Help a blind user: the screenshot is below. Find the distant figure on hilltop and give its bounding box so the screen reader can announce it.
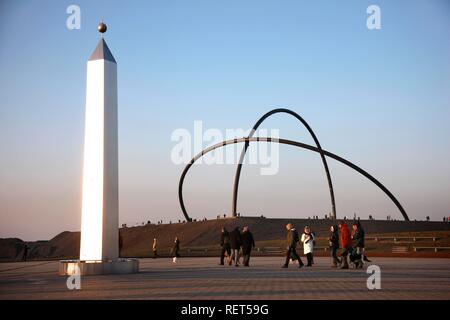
[152,238,158,259]
[241,226,255,267]
[229,226,242,266]
[172,237,180,263]
[282,223,304,268]
[219,227,231,265]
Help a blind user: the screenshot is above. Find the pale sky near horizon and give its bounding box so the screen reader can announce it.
[1,0,450,241]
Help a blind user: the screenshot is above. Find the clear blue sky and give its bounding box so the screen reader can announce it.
[1,0,449,240]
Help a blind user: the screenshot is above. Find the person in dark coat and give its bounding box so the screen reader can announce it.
[310,229,317,265]
[358,222,371,263]
[351,221,370,268]
[329,225,341,267]
[282,223,304,268]
[236,235,243,265]
[351,222,364,247]
[241,226,255,267]
[219,227,231,265]
[119,233,123,258]
[350,222,363,268]
[339,221,352,269]
[172,237,180,263]
[229,226,242,266]
[22,243,29,262]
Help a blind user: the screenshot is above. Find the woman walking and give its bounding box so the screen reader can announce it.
[172,237,180,263]
[229,226,242,266]
[329,225,341,267]
[301,226,315,267]
[219,227,231,265]
[339,221,352,269]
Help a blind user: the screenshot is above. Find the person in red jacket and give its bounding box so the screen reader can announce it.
[339,221,352,269]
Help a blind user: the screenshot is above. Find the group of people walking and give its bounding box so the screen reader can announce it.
[220,226,255,267]
[146,220,370,269]
[219,223,317,269]
[329,220,370,269]
[148,237,180,263]
[282,223,316,268]
[219,221,370,269]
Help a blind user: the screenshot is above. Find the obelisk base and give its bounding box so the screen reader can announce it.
[59,259,139,276]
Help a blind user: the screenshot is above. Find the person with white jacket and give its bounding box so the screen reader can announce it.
[301,226,315,267]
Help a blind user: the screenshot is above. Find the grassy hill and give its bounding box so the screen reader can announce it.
[1,217,450,261]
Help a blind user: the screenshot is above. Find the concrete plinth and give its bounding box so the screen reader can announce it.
[59,259,139,276]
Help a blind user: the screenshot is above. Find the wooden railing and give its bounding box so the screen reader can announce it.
[413,247,450,253]
[366,236,438,242]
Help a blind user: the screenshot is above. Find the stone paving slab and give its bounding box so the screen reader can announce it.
[0,257,449,300]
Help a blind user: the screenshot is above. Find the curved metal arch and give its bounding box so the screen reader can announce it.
[178,137,410,222]
[232,108,336,219]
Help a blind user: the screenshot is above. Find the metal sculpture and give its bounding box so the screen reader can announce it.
[178,111,409,222]
[232,108,336,219]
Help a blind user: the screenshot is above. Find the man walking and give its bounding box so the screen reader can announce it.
[241,226,255,267]
[329,225,341,267]
[359,222,371,262]
[282,223,304,268]
[351,222,363,268]
[172,237,180,263]
[229,226,242,266]
[219,227,231,265]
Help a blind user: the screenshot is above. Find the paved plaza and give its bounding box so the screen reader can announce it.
[0,257,449,299]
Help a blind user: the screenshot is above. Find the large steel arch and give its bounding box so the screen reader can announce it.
[178,137,410,222]
[232,108,336,219]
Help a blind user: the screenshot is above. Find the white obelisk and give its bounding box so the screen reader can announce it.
[60,23,137,275]
[79,29,119,261]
